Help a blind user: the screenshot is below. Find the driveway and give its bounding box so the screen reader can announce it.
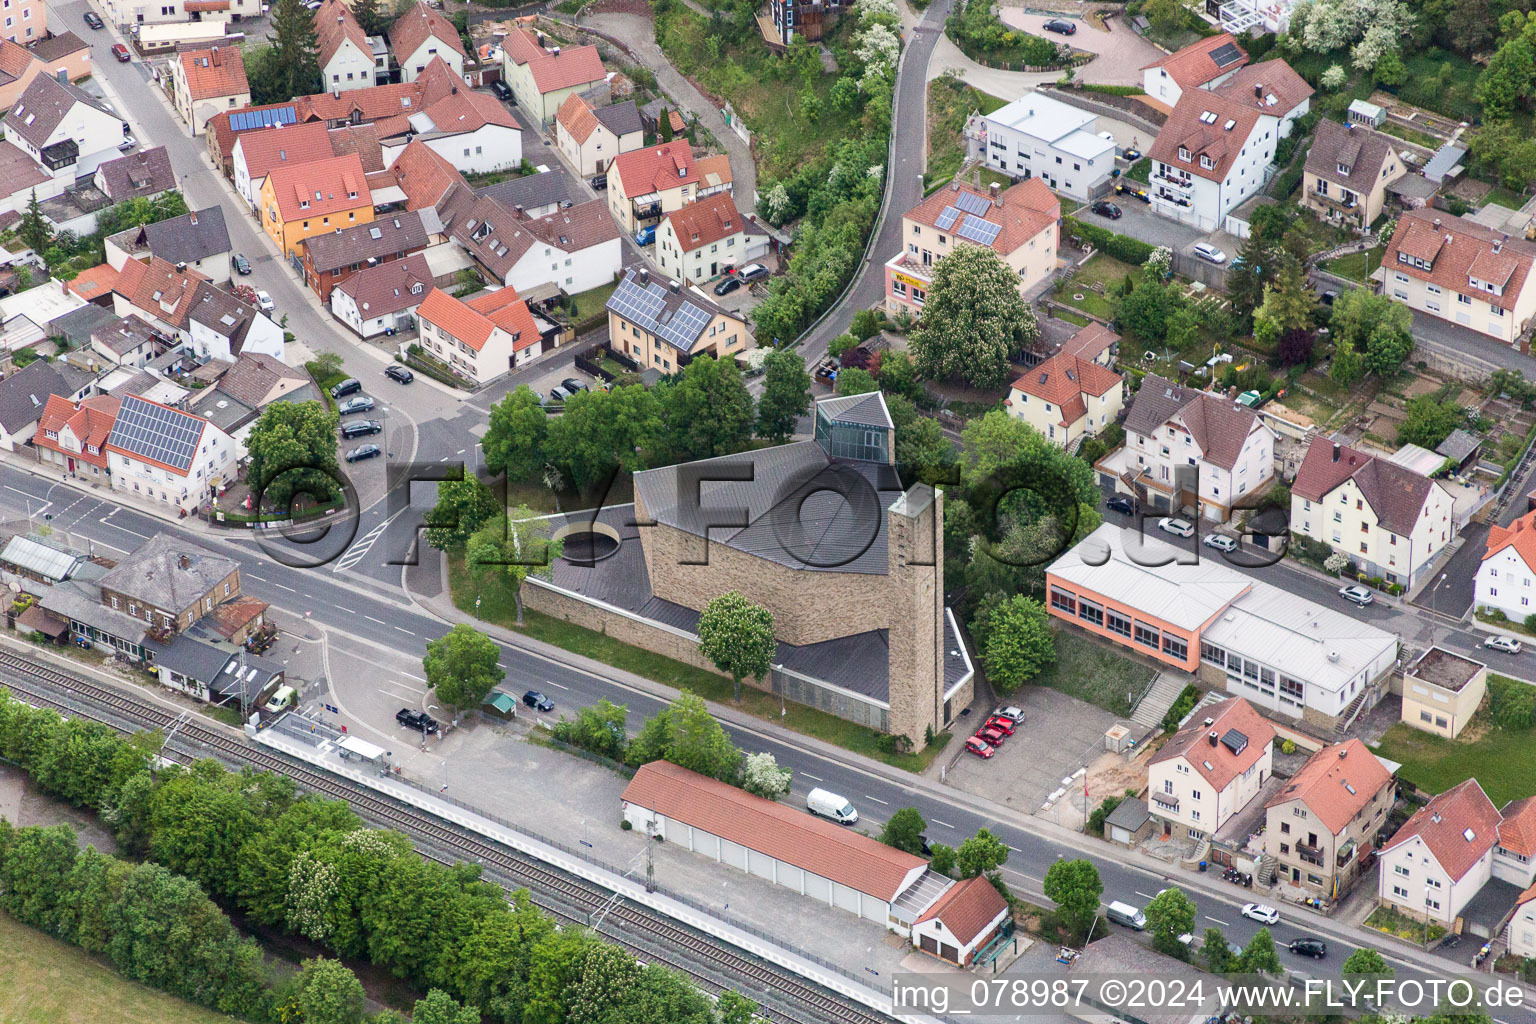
[1076,197,1209,251]
[999,10,1166,87]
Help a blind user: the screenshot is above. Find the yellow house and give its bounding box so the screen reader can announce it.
[605,268,748,374]
[608,141,700,234]
[1006,353,1125,448]
[259,152,372,258]
[1401,647,1486,739]
[1301,120,1403,233]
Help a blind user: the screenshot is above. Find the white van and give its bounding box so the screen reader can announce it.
[262,685,297,713]
[806,788,859,825]
[1106,901,1146,930]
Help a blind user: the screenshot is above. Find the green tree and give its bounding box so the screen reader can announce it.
[741,751,792,800]
[568,943,641,1024]
[1117,279,1176,342]
[465,507,562,624]
[659,106,674,141]
[483,386,549,483]
[147,763,264,900]
[1234,927,1282,975]
[1226,234,1277,328]
[423,624,505,718]
[956,829,1009,878]
[626,692,743,782]
[18,190,49,254]
[877,350,922,402]
[981,595,1056,693]
[756,349,812,443]
[545,385,661,493]
[269,0,322,99]
[523,919,597,1024]
[1329,334,1365,386]
[550,699,629,760]
[1364,318,1414,377]
[834,366,879,395]
[1397,395,1464,448]
[910,244,1037,388]
[236,797,361,928]
[696,591,776,702]
[888,396,954,480]
[412,990,481,1024]
[1145,887,1197,959]
[879,808,928,854]
[657,355,755,462]
[1203,927,1233,972]
[1342,946,1394,979]
[245,400,341,508]
[850,308,884,340]
[717,991,759,1024]
[1330,288,1413,378]
[1042,858,1102,940]
[295,957,366,1024]
[424,475,502,551]
[1254,256,1316,337]
[351,0,386,34]
[928,843,957,877]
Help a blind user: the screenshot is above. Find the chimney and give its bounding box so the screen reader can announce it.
[55,68,67,84]
[176,261,187,273]
[990,181,1001,206]
[1208,731,1219,747]
[972,166,980,187]
[638,268,649,284]
[669,279,680,293]
[537,31,545,46]
[1346,121,1355,132]
[1203,718,1214,727]
[188,211,197,226]
[950,179,961,192]
[178,554,191,570]
[212,46,220,64]
[514,204,523,219]
[1331,443,1340,463]
[1433,217,1442,228]
[1253,83,1262,100]
[1338,748,1348,759]
[552,46,561,56]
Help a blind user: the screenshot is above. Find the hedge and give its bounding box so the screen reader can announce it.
[1077,84,1145,96]
[402,348,469,390]
[1065,217,1155,265]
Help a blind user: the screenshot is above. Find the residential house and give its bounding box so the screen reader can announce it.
[1290,439,1455,589]
[184,280,285,361]
[695,154,734,200]
[190,351,314,435]
[655,192,768,284]
[1378,778,1502,926]
[883,178,1060,318]
[1496,799,1536,911]
[478,169,571,218]
[231,121,334,211]
[316,0,376,94]
[768,0,839,44]
[1005,353,1124,448]
[0,2,46,47]
[605,268,749,374]
[1380,210,1536,346]
[0,35,92,112]
[910,876,1010,967]
[300,209,429,301]
[65,264,119,305]
[1301,119,1404,232]
[1147,60,1312,231]
[388,137,467,212]
[501,27,606,124]
[0,358,94,450]
[89,314,168,368]
[1141,34,1248,108]
[104,0,261,27]
[415,284,542,382]
[1401,647,1487,740]
[105,207,232,285]
[1507,887,1536,958]
[92,146,177,206]
[110,255,208,339]
[1476,509,1536,622]
[974,92,1117,201]
[105,394,236,513]
[607,141,700,234]
[0,138,52,215]
[3,73,126,189]
[438,186,621,294]
[406,87,522,174]
[173,46,249,136]
[98,533,241,634]
[259,151,372,257]
[328,123,384,175]
[1104,373,1276,522]
[33,393,119,481]
[555,93,643,177]
[330,251,431,337]
[152,631,283,707]
[389,1,464,82]
[1148,697,1275,842]
[204,102,302,175]
[1264,739,1395,898]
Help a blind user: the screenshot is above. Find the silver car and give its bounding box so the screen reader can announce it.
[1158,517,1195,538]
[1485,635,1523,654]
[1203,533,1238,552]
[1338,584,1373,607]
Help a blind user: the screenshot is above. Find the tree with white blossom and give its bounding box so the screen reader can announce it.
[856,21,901,70]
[857,0,898,20]
[742,752,792,800]
[1321,64,1347,89]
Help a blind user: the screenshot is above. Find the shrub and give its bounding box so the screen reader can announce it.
[620,818,633,830]
[1490,677,1536,730]
[1525,613,1536,633]
[1065,217,1155,265]
[1160,685,1200,732]
[1281,738,1296,755]
[1088,794,1125,834]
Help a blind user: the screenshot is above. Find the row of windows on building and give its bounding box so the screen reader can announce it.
[1049,585,1188,661]
[1200,641,1307,708]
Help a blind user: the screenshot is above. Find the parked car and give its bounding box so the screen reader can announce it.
[983,715,1016,736]
[522,689,555,711]
[338,395,375,416]
[118,134,137,152]
[634,225,656,246]
[396,707,439,733]
[111,42,131,61]
[385,364,414,384]
[1203,533,1238,552]
[1241,903,1280,925]
[1043,17,1076,33]
[1106,495,1136,516]
[330,377,362,399]
[1288,938,1327,959]
[1091,200,1122,219]
[1106,901,1146,930]
[344,443,381,463]
[738,263,769,282]
[714,276,742,296]
[548,384,573,404]
[340,419,383,439]
[231,253,252,275]
[590,174,608,191]
[491,79,512,101]
[806,788,858,825]
[1158,517,1195,538]
[975,723,1008,746]
[264,685,297,713]
[256,290,275,314]
[1486,635,1523,654]
[994,705,1025,724]
[965,736,995,759]
[561,378,589,395]
[84,11,104,28]
[1193,242,1228,264]
[1338,584,1374,607]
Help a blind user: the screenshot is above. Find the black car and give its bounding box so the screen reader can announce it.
[1042,18,1076,33]
[1106,495,1136,515]
[491,79,512,101]
[590,174,608,191]
[330,377,362,399]
[714,276,742,296]
[338,395,375,416]
[385,364,414,384]
[1288,939,1327,959]
[1320,290,1338,307]
[340,419,383,439]
[344,443,382,462]
[231,253,252,275]
[1091,200,1122,219]
[84,11,104,28]
[523,689,555,711]
[396,707,440,733]
[561,378,589,395]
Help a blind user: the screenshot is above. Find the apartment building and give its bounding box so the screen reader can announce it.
[389,1,464,82]
[105,395,237,514]
[3,73,126,189]
[1378,779,1501,927]
[501,27,607,125]
[975,92,1116,201]
[1475,509,1536,622]
[1148,697,1275,842]
[1380,209,1536,345]
[316,0,377,94]
[1141,34,1248,108]
[173,45,249,136]
[259,151,372,257]
[605,268,749,374]
[1264,739,1395,898]
[655,192,769,284]
[416,285,543,382]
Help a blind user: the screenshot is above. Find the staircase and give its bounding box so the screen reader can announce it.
[1334,687,1370,738]
[1132,672,1189,730]
[1256,852,1279,887]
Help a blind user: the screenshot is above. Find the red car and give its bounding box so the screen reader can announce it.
[965,736,995,759]
[984,715,1016,736]
[111,43,130,61]
[976,723,1008,747]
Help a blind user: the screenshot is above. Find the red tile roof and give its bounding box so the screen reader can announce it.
[334,251,432,318]
[1148,92,1264,185]
[34,394,119,469]
[556,92,600,144]
[1265,739,1393,835]
[505,28,606,94]
[1499,796,1536,859]
[1142,33,1248,90]
[1060,322,1118,362]
[179,46,248,101]
[66,263,119,302]
[299,81,423,125]
[1212,60,1314,119]
[621,760,926,901]
[421,88,520,135]
[389,1,465,63]
[1518,882,1536,908]
[915,875,1009,946]
[1484,510,1536,572]
[315,0,371,69]
[610,141,698,200]
[389,138,468,211]
[1009,353,1121,425]
[1151,697,1274,791]
[1384,209,1536,313]
[661,192,752,254]
[327,123,384,173]
[1382,778,1500,883]
[264,152,370,223]
[695,153,733,191]
[1291,439,1438,537]
[904,178,1059,256]
[234,121,333,182]
[417,287,496,350]
[466,286,540,351]
[204,594,268,640]
[113,256,210,330]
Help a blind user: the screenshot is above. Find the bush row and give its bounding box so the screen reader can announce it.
[1065,217,1155,266]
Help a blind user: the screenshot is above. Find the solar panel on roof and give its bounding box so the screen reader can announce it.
[1209,42,1243,68]
[108,396,203,470]
[954,190,992,215]
[230,106,297,133]
[956,214,1001,246]
[934,206,960,230]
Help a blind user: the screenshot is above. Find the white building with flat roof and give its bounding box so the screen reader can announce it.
[976,92,1116,201]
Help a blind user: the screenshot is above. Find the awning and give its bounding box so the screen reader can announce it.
[338,735,386,760]
[185,1,231,10]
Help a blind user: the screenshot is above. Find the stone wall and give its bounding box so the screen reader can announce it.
[522,579,731,683]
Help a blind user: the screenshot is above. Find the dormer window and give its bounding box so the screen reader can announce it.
[1337,162,1351,176]
[1178,146,1190,162]
[1199,155,1214,170]
[299,199,309,209]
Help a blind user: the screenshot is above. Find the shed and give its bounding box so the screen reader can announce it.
[910,875,1010,966]
[1423,144,1467,185]
[0,535,85,583]
[1104,796,1154,847]
[1347,99,1386,128]
[1437,429,1482,473]
[16,603,68,640]
[483,690,518,719]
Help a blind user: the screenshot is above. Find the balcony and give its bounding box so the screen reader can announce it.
[1297,842,1325,868]
[1152,172,1193,193]
[1337,840,1356,868]
[1309,186,1359,212]
[633,203,662,221]
[1151,794,1180,813]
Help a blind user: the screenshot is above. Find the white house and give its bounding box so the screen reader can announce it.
[105,394,237,513]
[2,73,127,188]
[329,251,431,338]
[388,1,465,83]
[1477,510,1536,621]
[185,282,285,362]
[231,121,333,212]
[1147,696,1275,842]
[407,88,523,174]
[1291,439,1456,591]
[1147,59,1312,231]
[974,91,1117,202]
[415,285,544,384]
[1378,778,1501,927]
[1102,373,1276,522]
[655,192,769,284]
[910,876,1010,967]
[1006,353,1125,448]
[438,186,622,295]
[317,0,378,94]
[1141,34,1249,108]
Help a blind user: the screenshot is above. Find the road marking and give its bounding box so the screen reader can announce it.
[801,773,823,782]
[864,795,889,806]
[545,681,569,690]
[393,626,414,635]
[1135,890,1158,900]
[99,516,148,538]
[246,574,268,582]
[932,819,956,830]
[1204,916,1231,927]
[380,686,424,702]
[270,582,296,593]
[456,449,465,455]
[334,510,405,573]
[336,607,355,614]
[365,615,387,625]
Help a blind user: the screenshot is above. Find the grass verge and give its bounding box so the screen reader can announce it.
[1029,627,1155,716]
[448,555,951,771]
[1373,674,1536,806]
[1364,903,1445,945]
[1319,246,1384,282]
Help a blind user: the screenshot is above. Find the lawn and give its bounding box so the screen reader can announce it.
[925,76,1009,191]
[566,278,619,326]
[1394,48,1482,124]
[1029,627,1155,717]
[1054,252,1138,321]
[1485,185,1529,210]
[1375,119,1441,151]
[448,555,950,772]
[0,912,240,1024]
[1126,158,1151,184]
[1373,676,1536,806]
[1319,246,1383,283]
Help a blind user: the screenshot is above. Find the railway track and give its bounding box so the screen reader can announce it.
[0,648,890,1024]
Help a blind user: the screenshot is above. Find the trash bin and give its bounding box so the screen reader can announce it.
[1199,861,1208,872]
